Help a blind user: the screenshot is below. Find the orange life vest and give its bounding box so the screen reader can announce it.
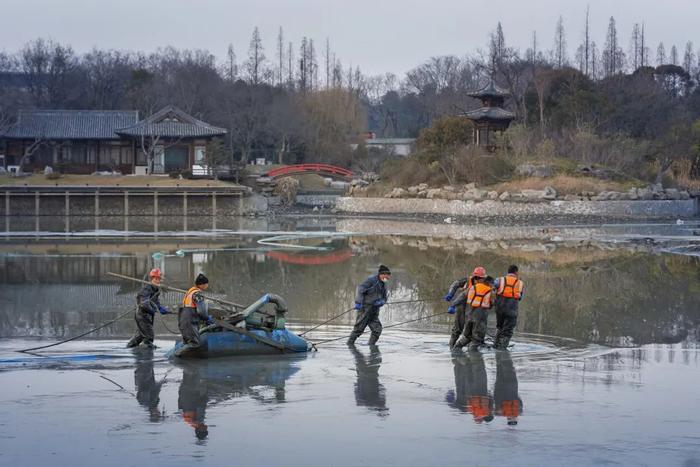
[500,400,521,418]
[497,274,523,300]
[467,282,493,308]
[468,395,493,420]
[182,286,201,308]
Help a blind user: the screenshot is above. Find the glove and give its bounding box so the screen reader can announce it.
[158,305,170,315]
[206,316,215,325]
[447,306,456,314]
[444,293,454,302]
[373,299,386,307]
[354,302,362,311]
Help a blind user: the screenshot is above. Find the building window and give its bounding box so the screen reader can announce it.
[194,146,206,164]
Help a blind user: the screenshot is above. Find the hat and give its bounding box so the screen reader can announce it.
[378,264,391,275]
[195,273,209,285]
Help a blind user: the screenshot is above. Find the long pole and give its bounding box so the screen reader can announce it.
[107,272,244,309]
[299,298,442,337]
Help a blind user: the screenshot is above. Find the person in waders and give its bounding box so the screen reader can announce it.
[454,272,494,351]
[446,267,485,349]
[126,268,171,349]
[176,273,214,357]
[347,265,391,345]
[492,265,524,350]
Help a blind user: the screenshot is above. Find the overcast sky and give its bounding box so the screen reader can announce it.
[1,0,698,76]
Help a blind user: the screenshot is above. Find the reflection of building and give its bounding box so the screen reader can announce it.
[350,344,389,417]
[176,357,302,440]
[1,106,226,174]
[463,80,515,150]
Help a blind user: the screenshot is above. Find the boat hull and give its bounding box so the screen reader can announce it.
[167,328,309,359]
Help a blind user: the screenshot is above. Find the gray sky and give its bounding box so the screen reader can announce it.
[1,0,698,76]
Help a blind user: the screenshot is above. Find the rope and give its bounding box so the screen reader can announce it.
[159,313,180,335]
[311,311,449,346]
[18,307,135,353]
[299,298,443,337]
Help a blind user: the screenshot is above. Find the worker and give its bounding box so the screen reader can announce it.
[347,264,391,345]
[493,265,525,350]
[494,351,522,426]
[446,267,485,349]
[454,270,494,351]
[176,273,214,356]
[126,268,170,349]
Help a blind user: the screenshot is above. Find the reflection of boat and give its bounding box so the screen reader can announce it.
[175,355,304,440]
[266,248,353,265]
[167,293,310,359]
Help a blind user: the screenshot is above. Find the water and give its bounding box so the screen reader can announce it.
[1,218,700,466]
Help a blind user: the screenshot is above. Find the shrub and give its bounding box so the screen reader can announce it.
[45,172,62,180]
[168,171,180,179]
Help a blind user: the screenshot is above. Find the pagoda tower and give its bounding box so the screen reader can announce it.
[463,80,515,150]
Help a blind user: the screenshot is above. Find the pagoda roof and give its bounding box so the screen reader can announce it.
[116,105,226,138]
[467,80,510,99]
[463,106,516,122]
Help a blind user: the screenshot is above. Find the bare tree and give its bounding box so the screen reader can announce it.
[683,41,695,73]
[552,15,568,68]
[629,23,641,71]
[602,17,624,77]
[287,41,294,89]
[324,38,331,89]
[583,5,591,75]
[226,43,237,81]
[276,27,284,86]
[670,45,679,65]
[657,42,667,65]
[640,23,649,67]
[245,26,266,85]
[590,40,600,79]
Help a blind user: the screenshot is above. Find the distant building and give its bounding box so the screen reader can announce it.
[352,133,416,157]
[1,105,226,175]
[463,80,515,150]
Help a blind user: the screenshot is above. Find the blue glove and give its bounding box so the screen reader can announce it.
[206,316,215,325]
[158,305,170,315]
[444,293,454,302]
[447,306,456,314]
[373,299,386,307]
[354,302,362,311]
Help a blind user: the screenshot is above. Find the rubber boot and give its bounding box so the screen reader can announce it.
[454,335,468,349]
[126,338,140,349]
[500,337,511,350]
[448,335,457,350]
[346,335,358,346]
[368,333,380,345]
[468,342,481,352]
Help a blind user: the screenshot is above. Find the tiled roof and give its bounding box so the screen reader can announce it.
[467,80,510,98]
[365,138,416,145]
[463,107,515,121]
[2,110,139,139]
[116,105,227,138]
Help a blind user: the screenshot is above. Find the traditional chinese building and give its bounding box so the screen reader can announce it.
[1,105,226,175]
[463,80,515,150]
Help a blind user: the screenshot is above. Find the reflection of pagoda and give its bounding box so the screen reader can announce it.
[464,80,515,150]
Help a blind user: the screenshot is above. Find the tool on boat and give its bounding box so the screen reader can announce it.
[17,307,136,353]
[107,272,245,310]
[299,298,443,337]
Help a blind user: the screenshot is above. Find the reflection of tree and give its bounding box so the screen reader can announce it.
[349,344,389,417]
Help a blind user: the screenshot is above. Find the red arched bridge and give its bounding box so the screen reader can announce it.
[263,164,354,180]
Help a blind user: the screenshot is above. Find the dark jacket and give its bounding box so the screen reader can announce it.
[355,275,388,306]
[136,284,161,315]
[181,289,211,323]
[446,276,471,298]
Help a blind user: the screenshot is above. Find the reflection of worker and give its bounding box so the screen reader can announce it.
[446,267,483,350]
[445,352,493,423]
[453,269,494,351]
[178,364,209,441]
[494,351,523,426]
[127,268,171,349]
[176,273,214,356]
[493,265,525,350]
[349,344,388,417]
[347,265,391,345]
[133,350,164,422]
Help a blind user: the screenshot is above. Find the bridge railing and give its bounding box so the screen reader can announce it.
[264,164,353,179]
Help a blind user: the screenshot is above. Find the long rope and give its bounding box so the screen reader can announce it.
[18,307,135,353]
[299,298,443,337]
[311,311,449,346]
